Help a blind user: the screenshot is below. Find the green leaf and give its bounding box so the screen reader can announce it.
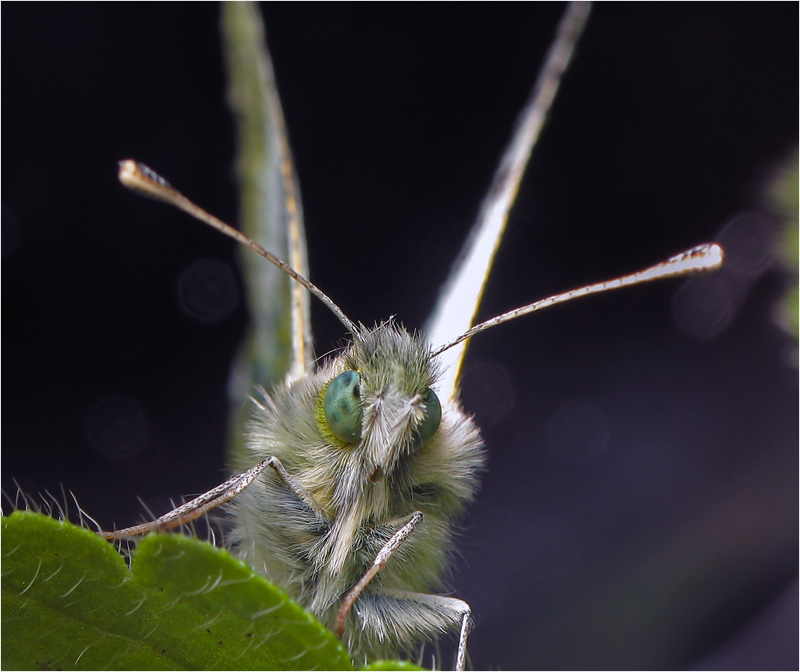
[2,511,352,670]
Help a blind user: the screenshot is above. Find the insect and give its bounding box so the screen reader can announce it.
[8,3,795,671]
[97,3,723,669]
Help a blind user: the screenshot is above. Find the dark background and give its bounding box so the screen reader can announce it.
[3,3,797,670]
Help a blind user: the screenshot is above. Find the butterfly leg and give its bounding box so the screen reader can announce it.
[335,511,423,638]
[101,456,326,539]
[265,455,330,523]
[394,592,471,672]
[349,589,472,672]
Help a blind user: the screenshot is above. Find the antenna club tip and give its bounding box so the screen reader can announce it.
[669,242,725,272]
[117,159,174,201]
[706,243,724,269]
[117,159,139,187]
[692,242,724,270]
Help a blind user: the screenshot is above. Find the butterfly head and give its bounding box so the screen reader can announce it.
[319,322,442,485]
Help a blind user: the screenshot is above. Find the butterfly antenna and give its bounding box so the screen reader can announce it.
[432,243,724,357]
[118,160,359,336]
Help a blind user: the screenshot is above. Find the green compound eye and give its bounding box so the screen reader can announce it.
[324,370,363,445]
[416,387,442,447]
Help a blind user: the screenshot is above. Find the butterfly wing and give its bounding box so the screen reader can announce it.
[221,3,313,458]
[424,2,591,403]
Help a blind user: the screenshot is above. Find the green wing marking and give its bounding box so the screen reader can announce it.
[221,2,313,463]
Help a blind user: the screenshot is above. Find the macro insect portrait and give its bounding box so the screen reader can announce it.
[4,3,797,670]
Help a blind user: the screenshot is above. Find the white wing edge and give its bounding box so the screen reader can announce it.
[425,2,591,402]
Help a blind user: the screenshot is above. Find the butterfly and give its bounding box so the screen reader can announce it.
[4,2,792,668]
[104,2,722,668]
